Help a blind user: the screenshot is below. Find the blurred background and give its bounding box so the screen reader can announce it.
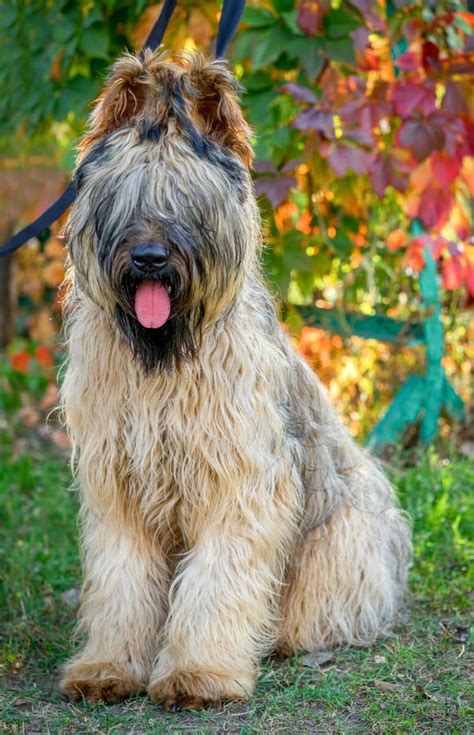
[0,2,473,731]
[0,0,472,447]
[0,0,472,450]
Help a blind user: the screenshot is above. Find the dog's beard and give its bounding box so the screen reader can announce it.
[114,272,204,373]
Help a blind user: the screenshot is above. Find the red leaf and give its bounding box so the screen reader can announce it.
[442,81,468,116]
[431,152,461,186]
[418,185,453,230]
[254,176,297,207]
[339,98,363,126]
[254,160,277,174]
[436,114,467,157]
[345,126,374,146]
[294,108,334,137]
[348,0,384,30]
[340,92,389,137]
[398,118,445,162]
[422,40,440,71]
[396,51,420,72]
[442,257,463,290]
[281,83,317,104]
[392,82,436,118]
[325,144,371,176]
[466,262,474,297]
[297,0,329,36]
[429,236,446,260]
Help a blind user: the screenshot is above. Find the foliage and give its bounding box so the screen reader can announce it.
[1,383,472,731]
[234,0,474,307]
[1,1,473,438]
[0,0,146,146]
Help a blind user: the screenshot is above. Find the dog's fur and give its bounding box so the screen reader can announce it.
[59,50,412,709]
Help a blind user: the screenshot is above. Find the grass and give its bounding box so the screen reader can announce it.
[0,371,472,733]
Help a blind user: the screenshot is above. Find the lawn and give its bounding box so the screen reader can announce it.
[0,374,472,734]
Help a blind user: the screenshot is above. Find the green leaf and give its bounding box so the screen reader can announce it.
[83,5,103,28]
[54,75,99,121]
[323,9,362,39]
[273,0,296,13]
[244,89,278,128]
[0,5,18,29]
[251,26,291,69]
[79,26,110,60]
[281,11,304,35]
[233,29,261,62]
[242,70,273,92]
[242,7,277,28]
[52,17,77,43]
[320,37,356,65]
[287,37,326,79]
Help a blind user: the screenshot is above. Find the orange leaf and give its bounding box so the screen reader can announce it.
[188,8,213,47]
[11,351,31,373]
[35,345,54,368]
[443,257,463,290]
[43,261,65,287]
[387,229,406,251]
[44,237,65,259]
[405,241,425,271]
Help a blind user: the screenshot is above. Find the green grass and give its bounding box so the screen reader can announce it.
[0,399,472,733]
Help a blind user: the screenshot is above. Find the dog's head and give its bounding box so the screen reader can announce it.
[67,51,257,372]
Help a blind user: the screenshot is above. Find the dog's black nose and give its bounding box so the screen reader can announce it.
[131,244,170,272]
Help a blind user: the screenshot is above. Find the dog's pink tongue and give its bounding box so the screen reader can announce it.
[134,281,171,329]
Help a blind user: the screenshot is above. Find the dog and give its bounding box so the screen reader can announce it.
[59,50,412,710]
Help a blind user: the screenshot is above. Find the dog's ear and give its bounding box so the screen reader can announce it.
[187,57,254,168]
[80,54,147,154]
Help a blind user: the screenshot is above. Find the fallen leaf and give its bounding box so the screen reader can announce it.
[62,587,82,608]
[302,650,335,668]
[370,680,398,692]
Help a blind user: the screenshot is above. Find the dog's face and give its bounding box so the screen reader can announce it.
[67,52,257,372]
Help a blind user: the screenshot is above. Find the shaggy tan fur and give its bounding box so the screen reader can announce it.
[59,51,412,710]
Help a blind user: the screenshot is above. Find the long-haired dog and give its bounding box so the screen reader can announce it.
[59,50,412,709]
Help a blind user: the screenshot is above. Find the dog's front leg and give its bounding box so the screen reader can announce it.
[148,512,289,710]
[60,512,169,703]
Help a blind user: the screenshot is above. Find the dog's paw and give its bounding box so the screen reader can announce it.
[60,661,144,704]
[148,668,254,710]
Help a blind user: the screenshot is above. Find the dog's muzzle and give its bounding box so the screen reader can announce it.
[131,244,172,329]
[131,243,170,274]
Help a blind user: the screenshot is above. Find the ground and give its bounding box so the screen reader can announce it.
[0,376,472,734]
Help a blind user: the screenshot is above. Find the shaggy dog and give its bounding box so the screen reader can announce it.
[59,50,412,710]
